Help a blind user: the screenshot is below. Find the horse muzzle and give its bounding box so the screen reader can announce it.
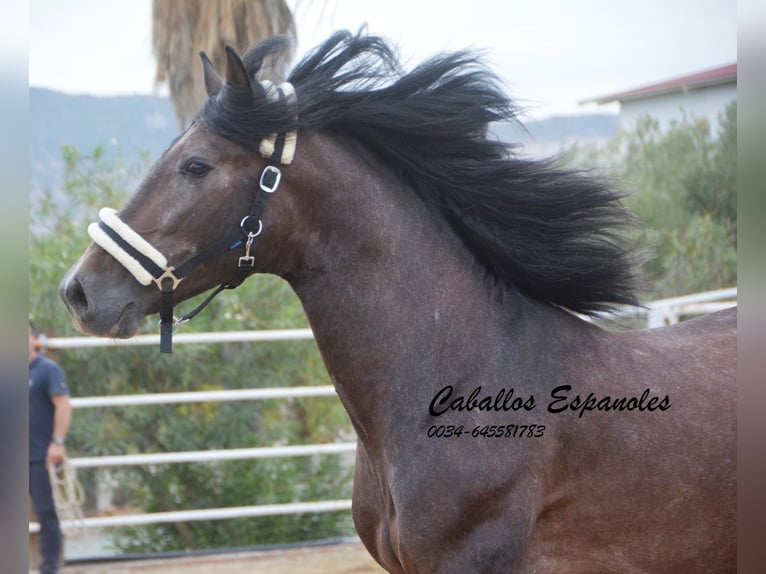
[58,260,143,339]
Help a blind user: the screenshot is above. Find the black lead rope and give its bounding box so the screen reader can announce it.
[160,281,175,354]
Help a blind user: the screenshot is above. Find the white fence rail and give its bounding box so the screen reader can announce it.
[30,501,354,533]
[39,328,314,349]
[581,286,737,327]
[70,385,337,408]
[642,287,737,327]
[70,442,357,469]
[30,288,736,534]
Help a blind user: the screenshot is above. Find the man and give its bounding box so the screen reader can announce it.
[29,324,72,574]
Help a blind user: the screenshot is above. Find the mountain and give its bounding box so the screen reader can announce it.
[491,114,618,158]
[29,87,618,199]
[29,88,179,201]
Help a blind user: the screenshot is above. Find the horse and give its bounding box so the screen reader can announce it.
[59,30,736,573]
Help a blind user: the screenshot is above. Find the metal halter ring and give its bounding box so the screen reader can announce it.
[239,216,263,238]
[152,268,183,291]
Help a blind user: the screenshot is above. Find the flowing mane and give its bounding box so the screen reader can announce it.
[199,29,640,315]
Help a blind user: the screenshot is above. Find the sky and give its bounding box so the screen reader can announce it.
[29,0,737,120]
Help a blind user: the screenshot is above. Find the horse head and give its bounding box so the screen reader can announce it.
[59,39,308,341]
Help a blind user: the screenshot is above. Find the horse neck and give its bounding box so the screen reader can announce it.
[284,135,530,443]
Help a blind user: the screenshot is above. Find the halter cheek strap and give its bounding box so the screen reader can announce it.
[87,81,296,353]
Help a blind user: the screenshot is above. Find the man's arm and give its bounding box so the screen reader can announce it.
[46,394,72,469]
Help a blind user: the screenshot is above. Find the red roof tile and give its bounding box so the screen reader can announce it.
[582,63,736,105]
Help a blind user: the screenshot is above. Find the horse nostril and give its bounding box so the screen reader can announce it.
[61,277,89,316]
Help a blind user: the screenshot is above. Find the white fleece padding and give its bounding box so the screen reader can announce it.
[258,134,278,159]
[281,131,297,165]
[87,208,170,287]
[257,81,297,165]
[259,80,277,99]
[87,222,155,286]
[99,208,168,269]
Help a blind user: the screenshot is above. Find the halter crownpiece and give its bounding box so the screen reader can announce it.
[258,81,298,165]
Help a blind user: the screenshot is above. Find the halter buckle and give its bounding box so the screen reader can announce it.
[259,165,282,193]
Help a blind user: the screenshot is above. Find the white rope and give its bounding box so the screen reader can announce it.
[48,456,86,537]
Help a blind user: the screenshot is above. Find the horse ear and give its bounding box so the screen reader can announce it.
[199,51,222,97]
[224,45,253,91]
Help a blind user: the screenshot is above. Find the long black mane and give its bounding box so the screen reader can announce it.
[200,30,640,315]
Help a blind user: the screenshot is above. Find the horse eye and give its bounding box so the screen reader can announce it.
[181,159,212,177]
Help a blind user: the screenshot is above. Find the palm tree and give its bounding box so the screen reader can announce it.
[152,0,296,127]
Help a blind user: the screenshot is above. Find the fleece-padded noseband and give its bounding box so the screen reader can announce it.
[88,208,171,288]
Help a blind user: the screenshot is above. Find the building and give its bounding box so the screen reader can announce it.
[581,63,736,133]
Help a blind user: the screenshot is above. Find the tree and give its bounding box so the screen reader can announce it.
[571,101,737,300]
[152,0,296,127]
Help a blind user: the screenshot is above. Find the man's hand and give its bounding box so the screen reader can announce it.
[45,442,66,469]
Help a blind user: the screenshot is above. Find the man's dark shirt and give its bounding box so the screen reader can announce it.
[29,355,68,463]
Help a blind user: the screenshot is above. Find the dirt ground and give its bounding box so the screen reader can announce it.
[55,542,386,574]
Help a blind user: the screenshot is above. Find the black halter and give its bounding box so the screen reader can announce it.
[91,163,282,353]
[88,83,296,353]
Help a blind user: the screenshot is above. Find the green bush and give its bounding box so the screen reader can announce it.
[572,101,737,299]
